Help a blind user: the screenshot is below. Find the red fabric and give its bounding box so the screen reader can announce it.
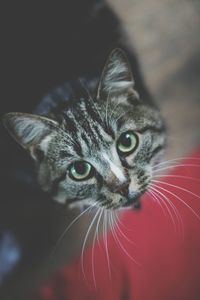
[36,148,200,300]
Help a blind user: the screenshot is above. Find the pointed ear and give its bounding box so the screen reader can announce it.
[2,112,58,160]
[97,48,137,98]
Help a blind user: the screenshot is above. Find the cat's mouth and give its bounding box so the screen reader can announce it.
[123,195,141,209]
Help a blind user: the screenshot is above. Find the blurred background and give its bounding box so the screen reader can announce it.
[0,0,200,299]
[109,0,200,158]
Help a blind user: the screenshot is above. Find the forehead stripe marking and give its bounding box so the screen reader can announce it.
[102,153,126,183]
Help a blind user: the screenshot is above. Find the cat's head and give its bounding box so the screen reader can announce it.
[2,49,165,209]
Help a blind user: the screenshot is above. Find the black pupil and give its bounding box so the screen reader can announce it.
[74,162,87,175]
[120,133,132,147]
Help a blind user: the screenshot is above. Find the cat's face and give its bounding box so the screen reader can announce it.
[3,49,165,209]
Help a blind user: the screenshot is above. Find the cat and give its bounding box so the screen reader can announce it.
[2,48,166,210]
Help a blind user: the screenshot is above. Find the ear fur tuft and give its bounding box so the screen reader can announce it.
[2,112,58,155]
[97,48,136,98]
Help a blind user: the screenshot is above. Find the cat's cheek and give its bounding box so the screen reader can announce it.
[58,177,98,204]
[111,194,125,207]
[53,190,68,204]
[97,190,123,208]
[37,164,52,192]
[125,156,134,166]
[124,154,137,168]
[151,151,165,168]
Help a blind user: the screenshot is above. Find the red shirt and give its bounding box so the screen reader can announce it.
[37,148,200,300]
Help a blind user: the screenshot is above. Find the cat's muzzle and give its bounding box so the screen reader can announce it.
[122,192,141,209]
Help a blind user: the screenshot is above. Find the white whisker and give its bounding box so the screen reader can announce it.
[114,211,134,233]
[79,79,104,124]
[154,157,200,169]
[92,208,103,289]
[105,88,112,128]
[50,204,94,258]
[81,209,101,282]
[149,186,184,238]
[111,211,135,245]
[152,179,200,200]
[151,183,200,222]
[154,174,200,182]
[153,164,200,173]
[147,190,168,217]
[110,211,139,265]
[96,209,104,246]
[114,111,128,125]
[103,210,112,280]
[149,187,177,228]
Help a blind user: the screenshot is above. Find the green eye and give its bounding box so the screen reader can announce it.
[69,161,93,181]
[117,131,138,155]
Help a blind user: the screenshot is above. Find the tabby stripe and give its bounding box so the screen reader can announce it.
[139,182,149,191]
[138,125,165,134]
[62,111,84,156]
[92,124,105,143]
[149,145,163,161]
[60,150,74,159]
[104,123,115,139]
[79,99,114,141]
[138,176,149,185]
[74,102,98,143]
[84,98,103,126]
[83,119,102,148]
[72,141,83,157]
[62,112,77,135]
[82,119,97,144]
[120,157,132,169]
[81,132,91,149]
[82,99,114,141]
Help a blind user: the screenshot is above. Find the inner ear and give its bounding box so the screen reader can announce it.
[97,48,135,98]
[2,112,58,160]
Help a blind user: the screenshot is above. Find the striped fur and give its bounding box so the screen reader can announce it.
[3,49,166,209]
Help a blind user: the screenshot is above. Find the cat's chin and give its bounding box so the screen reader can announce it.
[121,196,141,210]
[123,198,141,209]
